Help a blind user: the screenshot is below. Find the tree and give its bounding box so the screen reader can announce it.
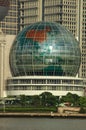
[60,92,80,106]
[19,95,27,107]
[31,95,40,107]
[79,96,86,107]
[40,92,57,107]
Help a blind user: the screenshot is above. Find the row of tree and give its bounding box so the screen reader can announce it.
[10,92,86,108]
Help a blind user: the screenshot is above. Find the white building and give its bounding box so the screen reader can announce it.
[6,76,84,97]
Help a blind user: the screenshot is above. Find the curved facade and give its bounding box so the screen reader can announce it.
[0,0,10,21]
[9,22,81,77]
[6,76,84,96]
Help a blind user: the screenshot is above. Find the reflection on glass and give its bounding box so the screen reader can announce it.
[10,22,81,76]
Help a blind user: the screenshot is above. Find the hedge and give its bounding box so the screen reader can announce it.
[0,107,57,113]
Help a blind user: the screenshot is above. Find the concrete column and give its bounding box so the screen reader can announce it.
[38,0,43,21]
[0,29,6,98]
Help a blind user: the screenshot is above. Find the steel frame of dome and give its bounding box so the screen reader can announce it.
[9,22,81,77]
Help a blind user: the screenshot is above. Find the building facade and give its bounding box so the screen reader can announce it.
[0,0,78,36]
[6,76,84,96]
[0,0,86,97]
[0,0,86,79]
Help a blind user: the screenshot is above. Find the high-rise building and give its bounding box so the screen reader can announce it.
[0,0,86,97]
[0,0,43,35]
[0,0,78,36]
[78,0,86,79]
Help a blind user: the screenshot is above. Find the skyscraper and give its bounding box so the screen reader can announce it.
[0,0,86,97]
[0,0,78,37]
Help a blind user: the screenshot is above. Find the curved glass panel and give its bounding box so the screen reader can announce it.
[9,21,81,76]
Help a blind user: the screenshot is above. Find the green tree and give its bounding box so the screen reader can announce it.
[72,94,80,106]
[79,96,86,107]
[40,92,57,107]
[60,92,80,106]
[19,95,27,107]
[31,95,40,107]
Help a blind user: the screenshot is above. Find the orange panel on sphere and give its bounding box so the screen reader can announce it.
[26,27,51,43]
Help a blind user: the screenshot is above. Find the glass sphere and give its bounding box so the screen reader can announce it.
[0,0,10,21]
[9,21,81,76]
